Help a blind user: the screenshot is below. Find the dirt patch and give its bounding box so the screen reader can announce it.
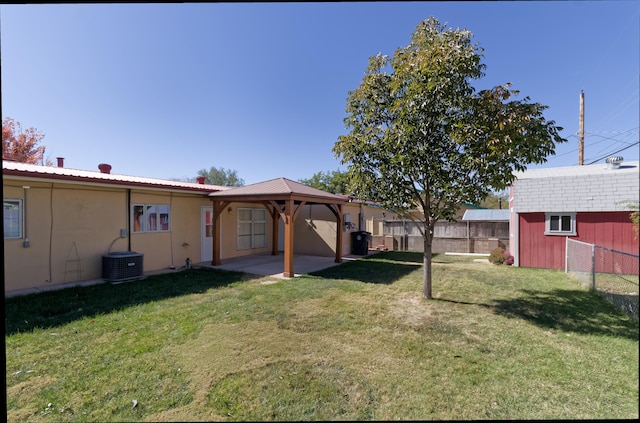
[390,292,434,327]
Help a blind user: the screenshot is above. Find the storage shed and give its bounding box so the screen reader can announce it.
[509,158,639,269]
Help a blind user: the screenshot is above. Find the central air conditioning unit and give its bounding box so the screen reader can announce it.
[102,251,144,282]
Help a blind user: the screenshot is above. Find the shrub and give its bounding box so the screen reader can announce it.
[489,247,505,265]
[504,250,514,266]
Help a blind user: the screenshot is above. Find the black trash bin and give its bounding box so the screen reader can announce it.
[351,231,371,255]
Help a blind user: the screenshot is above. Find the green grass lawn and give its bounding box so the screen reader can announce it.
[5,252,638,421]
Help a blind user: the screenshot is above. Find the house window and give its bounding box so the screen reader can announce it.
[237,207,266,250]
[545,213,576,236]
[132,204,170,233]
[3,199,22,239]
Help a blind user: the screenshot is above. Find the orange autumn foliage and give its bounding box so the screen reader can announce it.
[2,117,47,164]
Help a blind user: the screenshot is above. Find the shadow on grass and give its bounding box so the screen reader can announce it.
[439,288,638,340]
[358,251,456,265]
[359,250,425,264]
[5,268,247,335]
[309,251,422,284]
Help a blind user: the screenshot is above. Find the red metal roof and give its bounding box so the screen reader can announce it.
[2,161,229,193]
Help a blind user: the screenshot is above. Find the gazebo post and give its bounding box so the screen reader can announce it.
[211,200,229,266]
[271,205,279,256]
[283,198,295,277]
[335,203,343,263]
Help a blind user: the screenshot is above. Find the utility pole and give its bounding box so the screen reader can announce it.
[578,90,585,165]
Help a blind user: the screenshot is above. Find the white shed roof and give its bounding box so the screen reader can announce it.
[512,161,639,213]
[461,209,510,221]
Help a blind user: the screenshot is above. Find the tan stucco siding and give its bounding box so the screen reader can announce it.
[128,191,214,272]
[294,204,339,257]
[3,181,127,290]
[220,202,272,260]
[290,203,365,257]
[4,178,213,293]
[168,194,208,267]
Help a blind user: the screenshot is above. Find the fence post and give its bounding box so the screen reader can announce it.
[591,244,596,291]
[565,236,569,273]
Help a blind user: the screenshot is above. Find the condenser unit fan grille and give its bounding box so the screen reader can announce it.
[102,252,144,282]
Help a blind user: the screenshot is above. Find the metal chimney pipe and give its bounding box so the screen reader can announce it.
[56,157,64,167]
[98,163,112,174]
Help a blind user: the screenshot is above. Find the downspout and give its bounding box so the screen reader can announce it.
[127,189,132,252]
[169,192,174,268]
[48,184,54,282]
[22,186,30,248]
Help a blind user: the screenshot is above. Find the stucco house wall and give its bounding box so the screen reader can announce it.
[278,202,375,257]
[3,162,227,294]
[219,202,273,260]
[128,190,215,270]
[5,162,384,294]
[3,181,128,290]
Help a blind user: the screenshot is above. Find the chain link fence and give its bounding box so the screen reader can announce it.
[566,238,639,319]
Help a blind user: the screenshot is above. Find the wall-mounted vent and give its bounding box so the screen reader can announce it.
[606,156,624,169]
[102,251,144,282]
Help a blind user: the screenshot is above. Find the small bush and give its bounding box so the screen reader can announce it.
[489,247,505,265]
[504,250,514,266]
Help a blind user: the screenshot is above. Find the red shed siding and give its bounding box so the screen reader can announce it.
[518,211,638,270]
[577,212,638,255]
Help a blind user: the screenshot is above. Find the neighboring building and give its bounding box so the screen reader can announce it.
[367,208,509,254]
[459,209,510,253]
[509,158,639,269]
[3,160,381,294]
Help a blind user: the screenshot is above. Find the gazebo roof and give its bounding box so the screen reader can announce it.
[208,177,347,204]
[207,177,346,277]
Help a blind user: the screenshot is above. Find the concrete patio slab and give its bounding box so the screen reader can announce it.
[197,252,366,279]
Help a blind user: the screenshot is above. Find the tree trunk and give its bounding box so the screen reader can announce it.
[423,234,433,299]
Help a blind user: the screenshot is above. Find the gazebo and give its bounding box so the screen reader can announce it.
[208,177,347,277]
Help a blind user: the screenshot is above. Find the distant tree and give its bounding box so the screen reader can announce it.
[2,117,48,164]
[299,170,350,194]
[333,18,566,299]
[197,166,245,186]
[479,190,509,209]
[631,203,639,240]
[619,200,639,240]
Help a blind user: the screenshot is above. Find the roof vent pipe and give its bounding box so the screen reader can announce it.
[98,163,112,174]
[56,157,64,168]
[196,176,205,184]
[605,156,623,170]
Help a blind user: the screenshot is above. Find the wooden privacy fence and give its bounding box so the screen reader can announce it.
[369,219,509,254]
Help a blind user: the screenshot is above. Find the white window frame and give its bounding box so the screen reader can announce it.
[237,207,266,250]
[544,212,576,236]
[3,199,23,239]
[132,204,171,233]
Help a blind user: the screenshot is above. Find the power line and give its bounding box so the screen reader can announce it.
[586,141,640,165]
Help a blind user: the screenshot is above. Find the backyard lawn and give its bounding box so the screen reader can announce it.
[5,251,638,421]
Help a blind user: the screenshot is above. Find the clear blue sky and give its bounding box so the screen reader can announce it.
[2,1,638,185]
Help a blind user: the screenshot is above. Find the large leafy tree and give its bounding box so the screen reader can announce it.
[197,166,245,186]
[299,169,350,194]
[2,117,48,164]
[333,18,566,298]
